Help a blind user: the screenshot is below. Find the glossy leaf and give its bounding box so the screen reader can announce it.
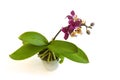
[9,44,47,60]
[19,31,48,46]
[58,55,64,64]
[62,48,89,63]
[48,40,78,55]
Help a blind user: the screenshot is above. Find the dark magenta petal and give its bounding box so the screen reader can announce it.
[68,20,74,25]
[64,33,69,40]
[78,19,82,26]
[67,15,73,19]
[71,10,75,16]
[61,27,68,33]
[61,27,69,40]
[75,21,81,27]
[69,25,75,32]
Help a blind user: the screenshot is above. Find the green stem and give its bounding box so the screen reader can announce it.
[52,29,62,41]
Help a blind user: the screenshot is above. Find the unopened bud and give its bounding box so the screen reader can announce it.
[90,22,94,26]
[86,30,90,35]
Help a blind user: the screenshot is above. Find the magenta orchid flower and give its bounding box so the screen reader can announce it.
[61,10,94,40]
[62,10,82,40]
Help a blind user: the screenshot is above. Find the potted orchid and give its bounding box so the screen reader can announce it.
[9,10,94,71]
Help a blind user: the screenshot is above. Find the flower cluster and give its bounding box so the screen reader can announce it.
[62,10,94,40]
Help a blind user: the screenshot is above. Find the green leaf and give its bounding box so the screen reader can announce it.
[48,40,78,55]
[19,31,48,46]
[62,48,89,63]
[58,55,64,64]
[9,44,47,60]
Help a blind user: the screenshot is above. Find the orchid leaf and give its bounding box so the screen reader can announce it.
[58,55,64,64]
[48,40,78,55]
[19,31,48,46]
[63,48,89,63]
[9,44,47,60]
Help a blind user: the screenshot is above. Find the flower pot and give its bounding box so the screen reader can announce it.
[38,48,59,71]
[42,60,58,71]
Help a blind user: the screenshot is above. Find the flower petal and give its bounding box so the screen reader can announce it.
[68,25,75,33]
[70,31,77,37]
[75,20,81,27]
[66,15,73,19]
[64,33,69,40]
[75,27,82,34]
[71,10,75,16]
[68,20,74,26]
[61,27,68,33]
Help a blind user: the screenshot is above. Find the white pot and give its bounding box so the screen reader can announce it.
[42,60,59,71]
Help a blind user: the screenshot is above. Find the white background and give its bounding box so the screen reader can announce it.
[0,0,120,80]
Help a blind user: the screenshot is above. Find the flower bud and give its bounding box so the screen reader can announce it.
[86,30,90,35]
[90,22,94,26]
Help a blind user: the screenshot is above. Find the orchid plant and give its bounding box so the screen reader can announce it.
[9,10,94,64]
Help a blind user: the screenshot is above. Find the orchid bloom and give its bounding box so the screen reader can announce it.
[62,10,82,40]
[62,10,94,40]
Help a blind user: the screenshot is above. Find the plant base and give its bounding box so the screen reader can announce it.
[42,60,58,71]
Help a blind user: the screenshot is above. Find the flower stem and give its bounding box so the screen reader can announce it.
[52,29,62,41]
